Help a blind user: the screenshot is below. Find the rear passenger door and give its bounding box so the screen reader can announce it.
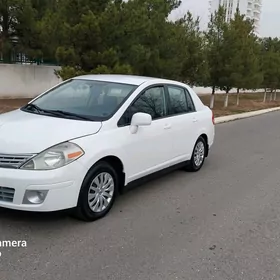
[165,84,198,163]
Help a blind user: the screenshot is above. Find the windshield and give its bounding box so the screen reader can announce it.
[22,79,137,121]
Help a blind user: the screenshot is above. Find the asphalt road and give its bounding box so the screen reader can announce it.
[1,111,280,280]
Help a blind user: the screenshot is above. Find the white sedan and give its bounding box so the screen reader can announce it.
[0,75,215,221]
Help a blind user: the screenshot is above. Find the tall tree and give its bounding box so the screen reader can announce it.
[50,0,130,79]
[219,9,262,107]
[0,0,47,62]
[260,37,280,102]
[99,0,185,79]
[48,0,186,80]
[179,12,209,87]
[204,6,228,108]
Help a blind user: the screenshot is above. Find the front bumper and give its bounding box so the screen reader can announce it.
[0,161,86,212]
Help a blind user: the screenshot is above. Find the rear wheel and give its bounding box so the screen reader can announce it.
[73,161,119,221]
[185,136,207,172]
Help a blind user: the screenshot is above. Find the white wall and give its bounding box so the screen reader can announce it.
[0,63,265,98]
[0,64,62,98]
[193,86,266,95]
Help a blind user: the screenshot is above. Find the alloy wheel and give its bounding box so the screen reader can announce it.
[193,141,205,167]
[88,172,115,213]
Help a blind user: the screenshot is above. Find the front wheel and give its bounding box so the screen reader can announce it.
[185,136,207,172]
[73,161,119,222]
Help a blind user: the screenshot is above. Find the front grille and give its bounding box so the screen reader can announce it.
[0,153,35,169]
[0,187,15,202]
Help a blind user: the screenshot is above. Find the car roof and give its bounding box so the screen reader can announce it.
[73,74,178,86]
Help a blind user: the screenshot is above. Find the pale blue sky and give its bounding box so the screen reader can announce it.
[171,0,279,37]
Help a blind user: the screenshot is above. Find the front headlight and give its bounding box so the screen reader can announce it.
[20,142,84,170]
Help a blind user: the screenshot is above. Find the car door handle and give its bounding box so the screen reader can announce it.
[164,124,172,130]
[192,118,198,123]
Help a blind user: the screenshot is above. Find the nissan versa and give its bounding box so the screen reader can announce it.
[0,75,215,221]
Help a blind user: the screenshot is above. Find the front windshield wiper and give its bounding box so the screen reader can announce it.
[23,103,44,113]
[22,104,92,121]
[46,110,93,121]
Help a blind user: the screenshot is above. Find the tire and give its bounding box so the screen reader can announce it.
[185,136,207,172]
[73,161,119,222]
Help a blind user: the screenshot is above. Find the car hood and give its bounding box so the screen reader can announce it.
[0,109,102,154]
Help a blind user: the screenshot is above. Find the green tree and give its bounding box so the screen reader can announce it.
[49,0,127,79]
[46,0,186,80]
[0,0,49,63]
[179,12,209,87]
[219,9,262,107]
[99,0,185,79]
[260,37,280,102]
[204,6,228,108]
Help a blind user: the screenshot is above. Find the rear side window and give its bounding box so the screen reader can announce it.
[166,86,188,115]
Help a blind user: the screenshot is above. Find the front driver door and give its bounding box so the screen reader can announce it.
[117,85,171,182]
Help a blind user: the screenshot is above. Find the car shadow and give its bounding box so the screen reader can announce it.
[0,161,211,225]
[0,207,80,225]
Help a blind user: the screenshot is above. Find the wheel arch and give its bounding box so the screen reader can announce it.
[199,133,209,157]
[91,155,126,188]
[74,155,124,221]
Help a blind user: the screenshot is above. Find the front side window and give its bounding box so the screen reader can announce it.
[119,86,166,126]
[21,79,137,121]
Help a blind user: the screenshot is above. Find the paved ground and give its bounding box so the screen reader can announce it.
[1,111,280,280]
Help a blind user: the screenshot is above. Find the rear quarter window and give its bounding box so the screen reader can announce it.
[184,89,196,112]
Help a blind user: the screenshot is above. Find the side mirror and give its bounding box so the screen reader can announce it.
[130,112,152,134]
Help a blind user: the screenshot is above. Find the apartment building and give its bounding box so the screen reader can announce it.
[209,0,262,35]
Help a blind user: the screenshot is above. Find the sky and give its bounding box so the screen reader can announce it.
[171,0,280,37]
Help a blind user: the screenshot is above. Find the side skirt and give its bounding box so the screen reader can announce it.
[121,161,189,194]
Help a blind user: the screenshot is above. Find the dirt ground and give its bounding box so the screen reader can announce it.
[200,92,280,117]
[0,98,31,114]
[1,92,280,117]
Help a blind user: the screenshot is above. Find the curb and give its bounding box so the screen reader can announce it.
[215,106,280,124]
